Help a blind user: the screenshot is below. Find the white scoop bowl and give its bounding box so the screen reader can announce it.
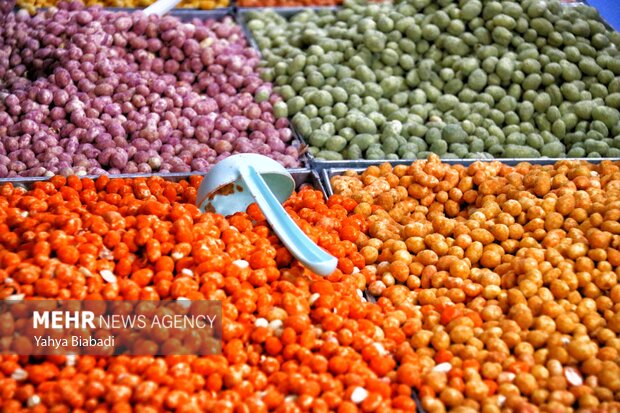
[196,154,338,277]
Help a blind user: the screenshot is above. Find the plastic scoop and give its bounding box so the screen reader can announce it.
[196,154,337,276]
[143,0,182,16]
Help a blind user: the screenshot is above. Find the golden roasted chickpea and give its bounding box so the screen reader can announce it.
[550,279,571,299]
[555,313,578,334]
[531,365,549,382]
[579,393,600,409]
[509,303,534,330]
[541,301,564,318]
[594,386,614,402]
[439,388,463,408]
[583,282,603,298]
[595,271,617,290]
[411,330,433,349]
[480,362,501,380]
[382,273,396,287]
[598,364,620,391]
[610,285,620,304]
[481,304,502,322]
[464,380,489,402]
[431,330,450,351]
[426,371,448,393]
[583,313,605,332]
[361,246,379,264]
[531,388,549,405]
[502,200,522,217]
[452,405,479,413]
[550,389,576,406]
[354,201,373,217]
[422,396,447,413]
[528,331,550,349]
[546,376,568,392]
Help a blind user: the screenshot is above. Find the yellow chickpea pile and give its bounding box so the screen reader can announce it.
[331,156,620,413]
[17,0,228,13]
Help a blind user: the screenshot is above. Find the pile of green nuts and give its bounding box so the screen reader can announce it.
[247,0,620,160]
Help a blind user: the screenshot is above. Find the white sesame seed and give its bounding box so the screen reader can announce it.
[372,342,387,356]
[100,270,117,283]
[233,260,249,269]
[177,297,192,309]
[181,268,194,277]
[564,367,583,386]
[27,395,41,407]
[268,319,283,330]
[500,372,516,382]
[11,368,27,381]
[255,318,269,328]
[5,294,25,301]
[433,362,452,373]
[99,248,114,260]
[373,326,384,341]
[351,387,368,404]
[498,395,506,406]
[66,354,77,367]
[200,38,214,48]
[309,293,320,305]
[171,251,184,261]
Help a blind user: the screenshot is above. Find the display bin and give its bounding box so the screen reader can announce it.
[559,1,616,32]
[1,6,309,175]
[320,157,620,197]
[0,165,426,409]
[326,156,620,413]
[14,1,234,12]
[239,3,620,171]
[22,7,235,24]
[0,168,328,199]
[576,0,617,31]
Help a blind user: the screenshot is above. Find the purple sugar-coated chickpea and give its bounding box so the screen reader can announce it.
[0,6,299,177]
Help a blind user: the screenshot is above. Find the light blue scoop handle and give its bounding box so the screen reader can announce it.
[143,0,182,16]
[239,165,338,276]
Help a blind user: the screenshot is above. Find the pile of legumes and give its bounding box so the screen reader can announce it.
[0,176,423,412]
[330,156,620,412]
[17,0,229,13]
[247,0,620,161]
[0,1,300,178]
